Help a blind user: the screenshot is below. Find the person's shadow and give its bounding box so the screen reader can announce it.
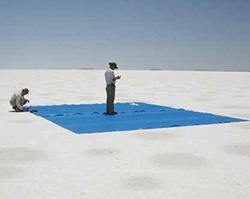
[9,110,38,113]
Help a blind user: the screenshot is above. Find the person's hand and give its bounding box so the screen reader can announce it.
[25,99,30,103]
[116,75,121,80]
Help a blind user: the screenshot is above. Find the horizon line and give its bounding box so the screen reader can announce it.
[0,68,249,72]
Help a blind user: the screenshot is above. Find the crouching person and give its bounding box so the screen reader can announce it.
[10,88,30,112]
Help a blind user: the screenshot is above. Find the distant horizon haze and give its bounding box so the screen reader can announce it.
[1,0,249,71]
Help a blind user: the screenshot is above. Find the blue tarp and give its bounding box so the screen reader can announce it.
[28,102,247,134]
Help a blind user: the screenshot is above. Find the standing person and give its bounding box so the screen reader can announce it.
[104,62,121,115]
[9,88,30,112]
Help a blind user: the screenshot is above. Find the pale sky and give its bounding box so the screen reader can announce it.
[0,0,249,71]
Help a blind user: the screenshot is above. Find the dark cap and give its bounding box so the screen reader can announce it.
[109,62,118,69]
[22,88,29,94]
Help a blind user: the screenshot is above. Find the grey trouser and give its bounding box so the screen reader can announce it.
[106,84,116,113]
[10,98,26,108]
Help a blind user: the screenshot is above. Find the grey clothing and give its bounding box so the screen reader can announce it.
[9,90,27,111]
[105,69,116,85]
[106,84,116,114]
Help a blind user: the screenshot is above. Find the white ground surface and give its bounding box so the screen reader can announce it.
[1,70,250,199]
